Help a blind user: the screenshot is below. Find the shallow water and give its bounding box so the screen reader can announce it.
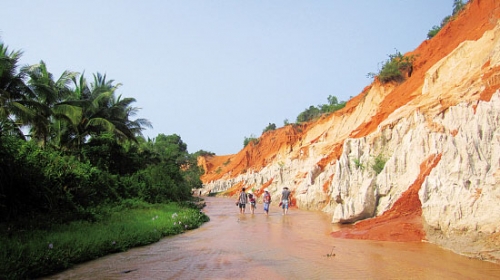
[44,197,500,279]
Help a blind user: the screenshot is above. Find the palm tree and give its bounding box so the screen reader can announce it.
[107,94,152,143]
[62,72,151,150]
[15,61,80,147]
[0,43,30,138]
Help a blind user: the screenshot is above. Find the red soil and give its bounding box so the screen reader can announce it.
[200,0,500,242]
[351,0,500,139]
[331,154,442,242]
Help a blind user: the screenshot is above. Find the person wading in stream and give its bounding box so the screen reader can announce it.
[248,191,256,214]
[280,187,291,215]
[262,188,271,215]
[236,187,248,214]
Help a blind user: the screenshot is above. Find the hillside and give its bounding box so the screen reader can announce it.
[199,0,500,263]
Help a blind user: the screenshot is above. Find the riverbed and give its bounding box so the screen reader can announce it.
[44,197,500,279]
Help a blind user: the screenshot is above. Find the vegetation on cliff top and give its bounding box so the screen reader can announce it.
[243,95,346,148]
[240,1,472,149]
[367,50,416,84]
[427,0,468,39]
[366,1,469,84]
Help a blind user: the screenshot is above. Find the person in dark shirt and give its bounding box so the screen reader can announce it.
[236,187,248,214]
[280,187,291,215]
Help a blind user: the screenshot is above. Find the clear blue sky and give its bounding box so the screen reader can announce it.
[1,1,455,155]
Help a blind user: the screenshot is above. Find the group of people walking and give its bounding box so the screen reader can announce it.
[236,187,291,215]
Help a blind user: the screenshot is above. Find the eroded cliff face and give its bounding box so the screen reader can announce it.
[199,0,500,262]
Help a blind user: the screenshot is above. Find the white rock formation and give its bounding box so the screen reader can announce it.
[202,12,500,261]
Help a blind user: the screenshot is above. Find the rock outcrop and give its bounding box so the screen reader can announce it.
[199,0,500,263]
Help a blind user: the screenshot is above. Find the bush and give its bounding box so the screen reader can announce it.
[370,50,416,84]
[0,134,131,224]
[427,25,441,39]
[427,1,466,39]
[427,16,451,39]
[296,95,346,124]
[243,135,259,147]
[372,153,386,175]
[263,123,276,133]
[296,105,321,123]
[353,158,364,170]
[123,163,190,204]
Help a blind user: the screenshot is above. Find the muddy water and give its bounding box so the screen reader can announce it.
[44,197,500,279]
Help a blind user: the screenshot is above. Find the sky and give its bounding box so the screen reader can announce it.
[1,1,456,155]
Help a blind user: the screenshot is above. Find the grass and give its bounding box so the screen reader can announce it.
[353,158,364,170]
[0,201,209,279]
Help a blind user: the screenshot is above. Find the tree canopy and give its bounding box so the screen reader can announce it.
[0,40,203,223]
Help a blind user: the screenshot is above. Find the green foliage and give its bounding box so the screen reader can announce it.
[243,134,259,147]
[145,134,188,165]
[0,202,209,279]
[81,133,143,175]
[263,122,276,133]
[427,25,442,39]
[452,0,466,16]
[181,153,204,189]
[319,95,346,114]
[0,131,198,222]
[296,95,346,123]
[0,37,202,223]
[0,136,117,221]
[193,149,215,157]
[371,153,387,175]
[296,105,321,123]
[369,50,416,84]
[427,0,467,39]
[122,160,191,203]
[353,158,364,170]
[1,38,151,151]
[0,38,209,279]
[427,15,452,39]
[139,133,203,192]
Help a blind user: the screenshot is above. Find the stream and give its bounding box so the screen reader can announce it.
[44,197,500,279]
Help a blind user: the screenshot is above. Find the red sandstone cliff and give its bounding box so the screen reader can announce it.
[200,0,500,262]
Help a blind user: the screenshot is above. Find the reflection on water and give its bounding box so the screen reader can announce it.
[44,197,500,279]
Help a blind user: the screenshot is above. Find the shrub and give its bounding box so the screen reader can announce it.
[353,158,364,170]
[128,162,191,203]
[296,105,321,123]
[372,154,386,175]
[194,150,215,157]
[243,135,259,147]
[263,123,276,133]
[296,95,346,124]
[427,25,441,39]
[369,50,416,84]
[427,0,467,39]
[427,16,451,39]
[0,136,120,222]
